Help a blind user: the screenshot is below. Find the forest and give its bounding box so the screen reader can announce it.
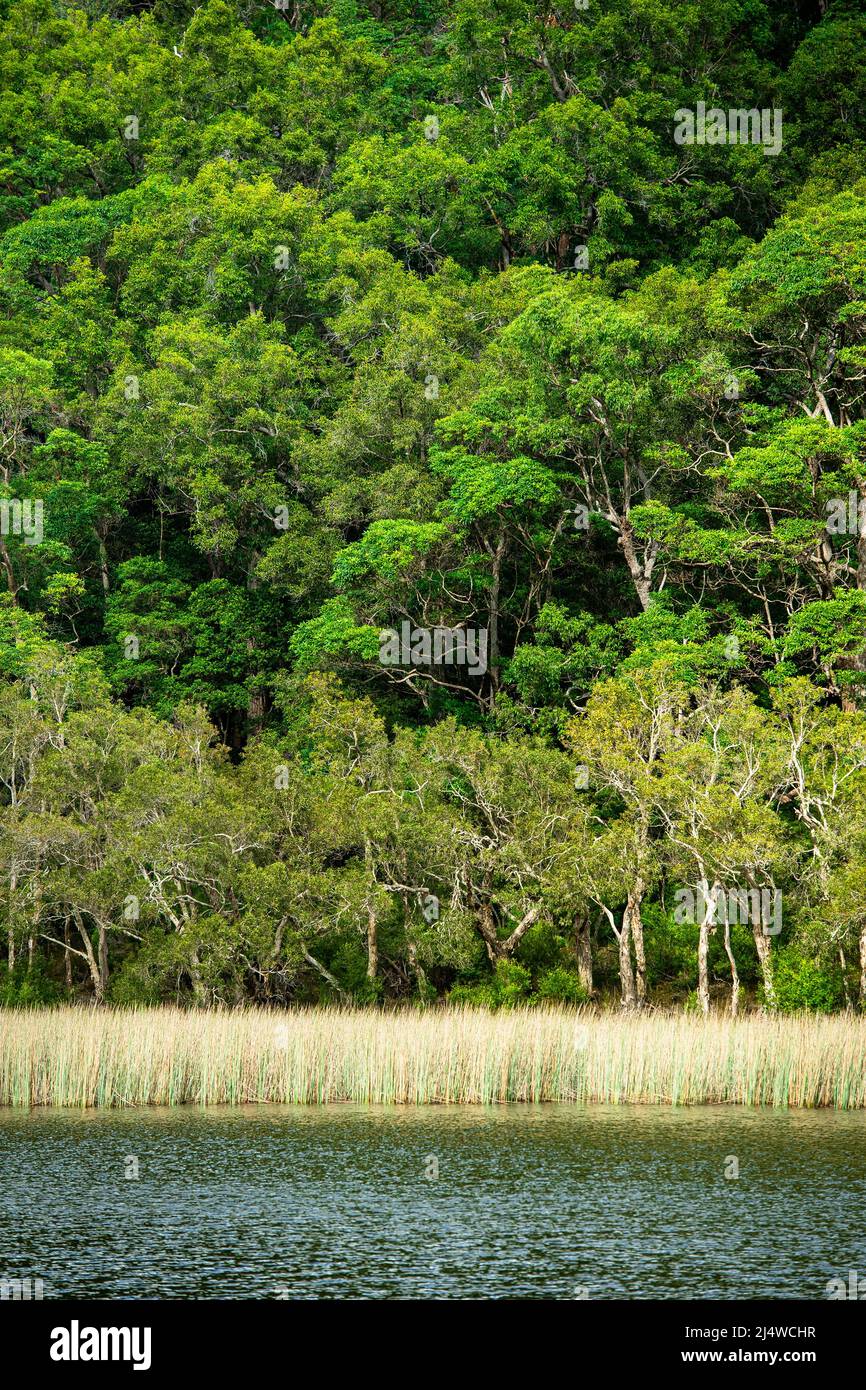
[1,0,866,1015]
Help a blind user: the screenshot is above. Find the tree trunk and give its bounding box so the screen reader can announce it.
[477,903,499,963]
[476,901,541,962]
[837,947,852,1010]
[0,536,18,597]
[406,939,427,996]
[97,533,110,594]
[98,921,109,1001]
[483,528,506,709]
[247,689,267,737]
[723,916,739,1018]
[64,920,73,993]
[302,947,349,1002]
[618,914,637,1010]
[697,884,717,1017]
[73,909,103,1002]
[859,923,866,1010]
[29,870,43,975]
[574,913,593,996]
[626,883,646,1005]
[188,947,207,1006]
[697,914,711,1016]
[366,908,378,980]
[617,519,656,612]
[8,868,15,971]
[752,922,776,1010]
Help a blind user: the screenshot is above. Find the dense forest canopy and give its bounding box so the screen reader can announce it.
[1,0,866,1012]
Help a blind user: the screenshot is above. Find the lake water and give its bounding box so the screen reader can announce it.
[1,1104,864,1300]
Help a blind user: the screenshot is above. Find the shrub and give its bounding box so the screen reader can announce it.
[534,967,589,1005]
[0,957,60,1006]
[449,959,532,1009]
[771,947,845,1014]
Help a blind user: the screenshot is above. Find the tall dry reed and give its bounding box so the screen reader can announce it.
[1,1006,864,1109]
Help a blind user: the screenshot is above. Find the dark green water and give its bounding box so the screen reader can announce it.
[1,1104,864,1300]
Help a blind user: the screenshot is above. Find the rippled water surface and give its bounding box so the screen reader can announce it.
[1,1104,864,1299]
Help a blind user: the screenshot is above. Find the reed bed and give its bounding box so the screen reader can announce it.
[1,1006,865,1109]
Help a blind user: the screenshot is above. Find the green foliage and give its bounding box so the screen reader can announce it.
[0,957,61,1006]
[449,959,533,1009]
[534,968,589,1006]
[0,0,864,1013]
[770,947,846,1016]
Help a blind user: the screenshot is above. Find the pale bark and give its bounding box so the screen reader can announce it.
[8,867,15,971]
[626,883,646,1005]
[476,902,542,963]
[97,534,110,594]
[838,947,852,1011]
[302,947,349,1001]
[98,920,109,1000]
[597,901,637,1009]
[723,916,739,1018]
[697,913,711,1017]
[366,908,378,980]
[697,879,721,1017]
[752,923,776,1010]
[617,520,657,612]
[618,913,637,1010]
[73,909,103,1001]
[188,947,207,1006]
